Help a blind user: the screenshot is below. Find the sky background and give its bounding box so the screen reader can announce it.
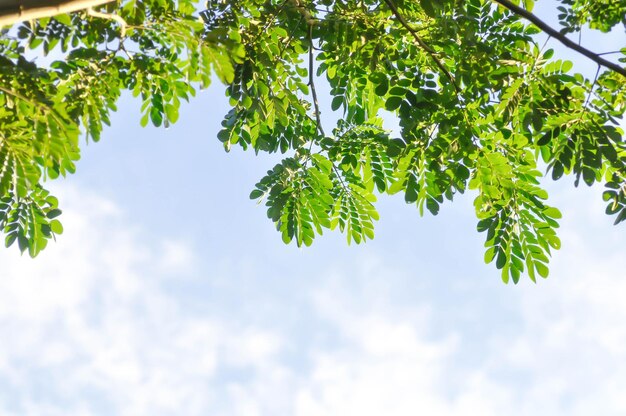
[1,2,626,415]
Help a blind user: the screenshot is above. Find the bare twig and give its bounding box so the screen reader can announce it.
[598,50,624,56]
[308,24,325,137]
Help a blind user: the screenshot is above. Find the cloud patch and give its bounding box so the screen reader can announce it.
[0,184,625,415]
[0,187,287,416]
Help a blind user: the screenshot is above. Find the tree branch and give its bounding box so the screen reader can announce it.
[493,0,626,78]
[0,0,114,27]
[381,0,460,93]
[87,5,125,36]
[0,85,69,129]
[308,24,325,137]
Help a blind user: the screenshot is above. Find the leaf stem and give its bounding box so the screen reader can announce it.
[0,85,68,129]
[308,24,325,137]
[87,7,127,37]
[381,0,460,94]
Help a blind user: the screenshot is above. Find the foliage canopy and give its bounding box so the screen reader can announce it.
[0,0,625,283]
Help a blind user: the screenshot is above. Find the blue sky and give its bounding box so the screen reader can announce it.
[1,3,626,415]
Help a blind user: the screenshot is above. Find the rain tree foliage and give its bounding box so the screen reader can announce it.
[0,0,244,256]
[0,0,625,283]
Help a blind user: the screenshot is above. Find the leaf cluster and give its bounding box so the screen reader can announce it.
[218,0,626,282]
[1,0,625,283]
[557,0,626,33]
[0,0,242,256]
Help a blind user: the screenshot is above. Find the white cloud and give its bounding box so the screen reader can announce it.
[155,239,197,276]
[0,186,286,416]
[286,185,626,416]
[290,271,504,416]
[490,187,626,415]
[0,184,625,416]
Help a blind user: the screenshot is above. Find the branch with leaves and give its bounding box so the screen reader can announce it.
[492,0,626,77]
[1,0,625,284]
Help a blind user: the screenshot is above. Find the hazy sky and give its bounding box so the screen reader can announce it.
[1,4,626,415]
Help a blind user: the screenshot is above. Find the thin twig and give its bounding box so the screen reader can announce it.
[278,14,304,57]
[492,0,626,78]
[87,7,127,37]
[118,42,133,60]
[331,163,351,194]
[381,0,460,94]
[0,85,68,128]
[308,24,325,137]
[598,51,624,56]
[584,65,601,110]
[261,0,291,36]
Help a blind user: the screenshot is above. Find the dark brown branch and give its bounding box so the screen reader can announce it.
[493,0,626,78]
[381,0,460,93]
[308,24,325,137]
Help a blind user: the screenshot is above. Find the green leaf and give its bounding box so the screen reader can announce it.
[165,103,179,124]
[150,107,163,127]
[510,264,521,284]
[526,257,536,283]
[614,208,626,225]
[5,233,17,248]
[543,207,562,219]
[374,80,388,96]
[535,262,549,278]
[385,96,403,111]
[55,13,72,25]
[17,235,28,254]
[484,246,496,263]
[419,0,436,17]
[426,198,439,215]
[331,96,343,111]
[523,0,534,12]
[50,220,64,234]
[562,60,573,72]
[250,189,264,199]
[389,87,407,97]
[405,184,418,204]
[496,250,506,269]
[551,163,564,181]
[47,209,62,219]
